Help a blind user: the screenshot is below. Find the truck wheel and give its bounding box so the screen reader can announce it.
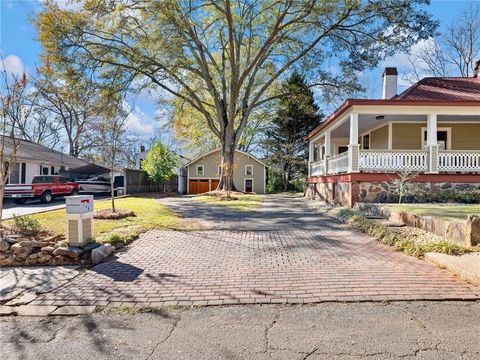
[41,191,53,204]
[70,189,79,196]
[13,199,26,205]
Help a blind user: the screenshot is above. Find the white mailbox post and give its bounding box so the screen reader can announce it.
[66,195,94,246]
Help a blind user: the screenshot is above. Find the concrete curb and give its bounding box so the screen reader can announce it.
[425,252,480,284]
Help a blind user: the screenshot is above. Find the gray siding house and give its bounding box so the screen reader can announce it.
[186,149,266,194]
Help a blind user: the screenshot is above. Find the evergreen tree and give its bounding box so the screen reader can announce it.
[265,72,323,191]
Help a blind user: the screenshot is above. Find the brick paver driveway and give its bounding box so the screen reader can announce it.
[31,195,480,307]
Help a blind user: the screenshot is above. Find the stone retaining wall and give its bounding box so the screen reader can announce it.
[354,202,479,247]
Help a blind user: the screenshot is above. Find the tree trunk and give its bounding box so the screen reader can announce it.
[110,170,116,212]
[0,188,4,228]
[218,139,237,193]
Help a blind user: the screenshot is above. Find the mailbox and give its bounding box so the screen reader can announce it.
[66,195,94,246]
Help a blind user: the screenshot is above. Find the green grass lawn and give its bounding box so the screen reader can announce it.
[193,193,264,211]
[6,196,200,243]
[387,204,480,223]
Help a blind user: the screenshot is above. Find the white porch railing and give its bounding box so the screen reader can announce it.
[310,160,325,176]
[328,152,349,174]
[359,150,428,172]
[439,150,480,172]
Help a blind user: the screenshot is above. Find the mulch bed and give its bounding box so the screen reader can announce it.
[94,209,135,220]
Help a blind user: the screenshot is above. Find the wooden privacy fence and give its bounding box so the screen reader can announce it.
[124,169,177,194]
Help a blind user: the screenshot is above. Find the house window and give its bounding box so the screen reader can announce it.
[362,134,370,150]
[245,165,253,176]
[338,146,348,154]
[196,165,204,175]
[51,166,55,175]
[41,166,49,175]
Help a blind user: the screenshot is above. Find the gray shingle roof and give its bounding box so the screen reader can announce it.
[1,136,89,168]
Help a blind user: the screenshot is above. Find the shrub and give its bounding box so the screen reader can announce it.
[104,232,137,246]
[339,211,471,258]
[12,215,41,236]
[428,189,480,204]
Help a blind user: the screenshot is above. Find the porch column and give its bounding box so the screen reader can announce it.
[324,131,331,175]
[427,113,439,173]
[308,141,314,177]
[348,113,360,173]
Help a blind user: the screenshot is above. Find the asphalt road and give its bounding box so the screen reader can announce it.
[1,195,109,220]
[1,302,479,360]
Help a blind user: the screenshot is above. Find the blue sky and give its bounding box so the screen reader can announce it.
[1,0,478,140]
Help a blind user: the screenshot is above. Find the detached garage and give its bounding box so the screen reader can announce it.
[186,149,266,194]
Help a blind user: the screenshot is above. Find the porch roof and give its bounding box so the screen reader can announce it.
[306,77,480,141]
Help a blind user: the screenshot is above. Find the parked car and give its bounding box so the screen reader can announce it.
[4,175,81,205]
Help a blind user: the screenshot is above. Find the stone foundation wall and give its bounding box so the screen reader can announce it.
[358,181,480,203]
[354,202,480,247]
[307,174,480,208]
[306,182,352,207]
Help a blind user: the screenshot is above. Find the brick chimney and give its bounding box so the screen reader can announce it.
[474,60,480,78]
[382,67,398,99]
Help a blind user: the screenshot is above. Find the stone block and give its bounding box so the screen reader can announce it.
[466,214,480,247]
[446,222,466,245]
[5,292,37,306]
[51,306,96,316]
[53,246,83,258]
[0,305,16,316]
[15,305,57,316]
[91,244,114,265]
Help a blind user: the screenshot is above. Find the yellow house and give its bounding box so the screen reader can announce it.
[186,149,266,194]
[306,65,480,207]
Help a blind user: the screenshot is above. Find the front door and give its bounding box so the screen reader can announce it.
[244,179,253,193]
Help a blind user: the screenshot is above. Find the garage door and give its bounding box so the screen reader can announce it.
[189,180,210,194]
[211,180,220,191]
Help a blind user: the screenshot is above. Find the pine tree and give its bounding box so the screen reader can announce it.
[265,72,323,191]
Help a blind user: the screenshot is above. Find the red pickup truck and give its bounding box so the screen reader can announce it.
[4,175,80,205]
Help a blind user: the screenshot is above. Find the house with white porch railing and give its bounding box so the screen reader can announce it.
[305,64,480,207]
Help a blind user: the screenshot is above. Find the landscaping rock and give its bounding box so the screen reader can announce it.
[0,256,14,266]
[40,255,53,264]
[12,244,33,259]
[91,244,114,265]
[82,242,102,252]
[0,238,10,251]
[53,246,83,258]
[40,246,55,253]
[19,240,50,248]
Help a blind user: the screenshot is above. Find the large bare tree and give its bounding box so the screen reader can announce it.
[31,64,104,156]
[0,67,30,225]
[404,3,480,83]
[37,0,436,191]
